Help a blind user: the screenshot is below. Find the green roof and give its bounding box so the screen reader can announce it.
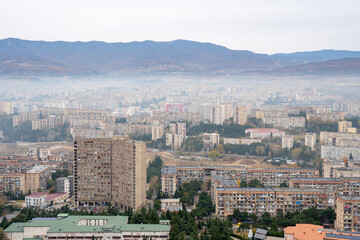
[5,215,170,234]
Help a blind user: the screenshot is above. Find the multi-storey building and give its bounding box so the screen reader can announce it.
[203,133,220,150]
[32,115,64,130]
[169,122,186,136]
[5,215,170,240]
[246,168,319,187]
[304,133,316,150]
[25,165,51,194]
[320,131,360,146]
[322,159,347,178]
[1,101,13,115]
[321,145,360,160]
[245,128,285,139]
[74,137,146,211]
[161,166,247,197]
[0,173,25,196]
[333,167,360,178]
[161,167,177,197]
[306,111,345,122]
[339,121,353,133]
[151,125,164,140]
[56,176,74,196]
[71,128,114,139]
[335,196,360,231]
[289,178,360,196]
[215,187,335,219]
[233,105,247,125]
[264,116,305,129]
[282,136,294,149]
[223,138,261,145]
[165,133,184,149]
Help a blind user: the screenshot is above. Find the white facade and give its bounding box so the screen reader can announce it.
[25,195,47,209]
[305,133,317,150]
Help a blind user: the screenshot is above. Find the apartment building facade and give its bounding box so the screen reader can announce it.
[74,137,146,211]
[25,165,51,194]
[215,187,335,219]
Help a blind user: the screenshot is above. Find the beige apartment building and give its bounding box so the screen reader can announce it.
[0,173,25,196]
[282,135,294,149]
[25,165,52,194]
[339,121,353,133]
[215,187,335,219]
[264,116,305,129]
[165,133,184,149]
[289,177,360,196]
[233,105,247,125]
[246,168,319,187]
[74,137,146,211]
[335,196,360,232]
[151,125,164,140]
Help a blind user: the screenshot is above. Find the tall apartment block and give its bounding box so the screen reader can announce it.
[305,133,316,150]
[233,105,247,125]
[74,137,146,211]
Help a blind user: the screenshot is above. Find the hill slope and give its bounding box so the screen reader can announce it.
[0,38,359,76]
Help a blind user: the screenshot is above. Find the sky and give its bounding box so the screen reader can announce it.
[0,0,359,54]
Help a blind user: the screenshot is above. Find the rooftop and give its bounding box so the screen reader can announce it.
[5,214,170,234]
[27,165,50,174]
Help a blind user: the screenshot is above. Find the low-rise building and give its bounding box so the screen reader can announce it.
[161,198,182,212]
[5,214,170,240]
[25,192,69,209]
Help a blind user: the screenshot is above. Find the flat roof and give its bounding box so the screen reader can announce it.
[27,165,50,173]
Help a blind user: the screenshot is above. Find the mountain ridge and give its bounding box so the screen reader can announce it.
[0,38,359,76]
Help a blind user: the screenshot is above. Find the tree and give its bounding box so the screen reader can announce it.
[194,192,214,218]
[279,182,288,188]
[291,148,302,160]
[248,179,262,188]
[215,144,224,153]
[208,150,219,161]
[240,181,247,187]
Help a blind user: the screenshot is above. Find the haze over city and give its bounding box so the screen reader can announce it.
[0,1,360,240]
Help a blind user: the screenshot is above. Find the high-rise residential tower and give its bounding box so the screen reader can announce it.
[74,136,146,211]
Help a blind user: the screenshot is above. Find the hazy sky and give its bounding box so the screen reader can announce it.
[0,0,359,54]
